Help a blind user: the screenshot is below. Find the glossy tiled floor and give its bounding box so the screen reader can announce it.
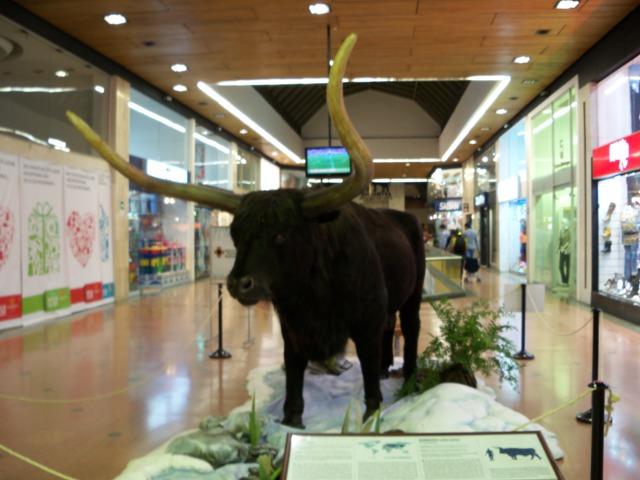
[0,270,638,479]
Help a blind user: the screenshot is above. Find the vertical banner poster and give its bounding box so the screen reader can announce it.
[0,152,21,330]
[20,159,70,325]
[97,171,114,302]
[64,166,102,311]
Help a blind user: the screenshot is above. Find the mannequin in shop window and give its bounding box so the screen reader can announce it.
[621,202,640,280]
[558,224,571,285]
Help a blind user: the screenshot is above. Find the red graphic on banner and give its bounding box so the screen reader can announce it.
[66,211,96,267]
[0,294,21,321]
[592,130,640,179]
[0,207,15,270]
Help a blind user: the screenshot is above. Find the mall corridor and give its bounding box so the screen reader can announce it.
[0,269,638,479]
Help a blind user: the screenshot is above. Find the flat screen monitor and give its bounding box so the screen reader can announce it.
[305,146,351,177]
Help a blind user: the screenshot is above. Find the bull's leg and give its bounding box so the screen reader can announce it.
[354,333,383,421]
[380,315,395,379]
[399,289,421,380]
[281,334,308,428]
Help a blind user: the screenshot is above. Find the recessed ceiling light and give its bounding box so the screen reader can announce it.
[239,128,248,135]
[453,158,459,162]
[94,85,105,94]
[171,63,188,73]
[480,126,490,132]
[522,79,538,86]
[482,156,488,163]
[272,151,278,156]
[104,13,127,25]
[308,3,331,15]
[172,84,187,92]
[496,108,508,115]
[469,139,477,145]
[513,55,531,64]
[54,70,69,78]
[555,0,580,10]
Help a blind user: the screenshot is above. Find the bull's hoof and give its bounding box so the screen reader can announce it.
[281,415,305,429]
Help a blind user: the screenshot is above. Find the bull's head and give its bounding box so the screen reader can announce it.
[66,33,372,306]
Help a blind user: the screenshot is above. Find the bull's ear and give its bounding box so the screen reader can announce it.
[313,210,340,223]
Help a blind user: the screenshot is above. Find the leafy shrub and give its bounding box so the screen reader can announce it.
[398,299,518,398]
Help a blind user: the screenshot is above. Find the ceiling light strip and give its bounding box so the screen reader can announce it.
[128,101,186,133]
[194,132,230,154]
[373,158,441,164]
[197,81,303,164]
[373,178,429,183]
[441,75,511,162]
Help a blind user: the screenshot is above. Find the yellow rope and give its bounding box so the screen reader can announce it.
[513,387,595,431]
[0,374,155,404]
[0,441,78,480]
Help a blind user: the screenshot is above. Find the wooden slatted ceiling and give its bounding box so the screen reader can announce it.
[13,0,640,172]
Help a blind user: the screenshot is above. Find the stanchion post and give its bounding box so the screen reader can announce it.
[577,308,601,424]
[590,381,607,480]
[513,283,534,360]
[209,283,232,359]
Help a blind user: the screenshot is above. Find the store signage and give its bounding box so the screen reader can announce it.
[474,193,486,207]
[497,176,520,203]
[592,130,640,179]
[146,158,188,184]
[435,198,462,212]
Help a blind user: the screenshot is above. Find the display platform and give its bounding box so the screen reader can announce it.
[116,360,563,480]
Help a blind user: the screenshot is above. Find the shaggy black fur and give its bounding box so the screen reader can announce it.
[227,189,425,427]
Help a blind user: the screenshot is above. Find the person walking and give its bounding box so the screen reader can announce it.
[436,223,450,250]
[463,221,480,282]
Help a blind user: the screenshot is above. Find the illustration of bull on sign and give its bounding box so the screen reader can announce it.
[495,447,542,460]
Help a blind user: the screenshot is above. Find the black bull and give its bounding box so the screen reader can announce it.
[65,33,425,427]
[227,190,425,426]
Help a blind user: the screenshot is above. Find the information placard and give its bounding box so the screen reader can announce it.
[282,432,564,480]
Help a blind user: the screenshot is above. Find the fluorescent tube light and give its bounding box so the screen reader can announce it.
[440,75,511,162]
[373,178,429,183]
[128,101,186,133]
[373,158,441,164]
[197,81,303,164]
[194,133,230,154]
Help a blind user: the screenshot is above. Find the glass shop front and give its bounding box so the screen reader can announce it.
[128,89,190,292]
[474,148,497,266]
[194,125,232,279]
[592,52,640,323]
[427,167,464,250]
[529,84,578,298]
[497,120,528,275]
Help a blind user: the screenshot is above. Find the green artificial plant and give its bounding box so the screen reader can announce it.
[398,299,518,398]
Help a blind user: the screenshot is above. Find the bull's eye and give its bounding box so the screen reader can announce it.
[275,233,285,245]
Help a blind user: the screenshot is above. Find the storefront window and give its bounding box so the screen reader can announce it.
[128,89,190,291]
[596,52,640,146]
[193,125,231,279]
[236,148,258,192]
[529,86,577,296]
[0,16,109,155]
[497,120,527,275]
[475,146,496,193]
[281,168,306,189]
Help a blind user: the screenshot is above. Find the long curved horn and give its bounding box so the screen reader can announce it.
[66,111,241,213]
[302,33,373,216]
